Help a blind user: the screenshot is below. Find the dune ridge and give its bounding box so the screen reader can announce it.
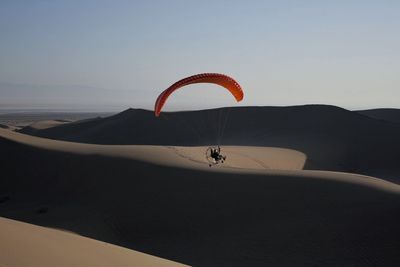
[1,128,399,192]
[0,128,307,171]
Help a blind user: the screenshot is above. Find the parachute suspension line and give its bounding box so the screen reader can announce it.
[218,107,231,146]
[154,73,244,147]
[158,112,169,127]
[159,112,204,145]
[205,109,214,145]
[216,108,223,145]
[175,112,205,145]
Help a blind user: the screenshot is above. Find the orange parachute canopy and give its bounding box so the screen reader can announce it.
[154,73,244,117]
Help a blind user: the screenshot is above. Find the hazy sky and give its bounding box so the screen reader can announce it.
[1,0,399,111]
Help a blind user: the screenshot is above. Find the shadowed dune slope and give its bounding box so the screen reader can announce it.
[19,105,400,178]
[358,108,400,124]
[0,217,187,267]
[1,129,400,266]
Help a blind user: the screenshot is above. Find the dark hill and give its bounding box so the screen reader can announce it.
[358,108,400,124]
[19,105,400,178]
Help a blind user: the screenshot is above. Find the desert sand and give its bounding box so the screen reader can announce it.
[0,111,113,128]
[1,105,400,266]
[0,128,307,171]
[27,119,71,130]
[0,216,187,267]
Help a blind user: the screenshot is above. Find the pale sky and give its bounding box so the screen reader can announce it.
[1,0,399,111]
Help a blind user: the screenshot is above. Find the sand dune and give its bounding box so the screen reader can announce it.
[19,105,400,180]
[0,111,113,128]
[27,119,71,129]
[1,128,400,266]
[0,128,307,171]
[0,217,187,267]
[358,108,400,123]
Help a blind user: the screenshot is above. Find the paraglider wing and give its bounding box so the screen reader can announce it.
[154,73,244,116]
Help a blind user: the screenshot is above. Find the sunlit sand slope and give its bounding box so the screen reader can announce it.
[0,129,306,171]
[0,217,187,267]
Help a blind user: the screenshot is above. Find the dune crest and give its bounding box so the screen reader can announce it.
[1,128,399,194]
[28,120,72,130]
[0,128,306,171]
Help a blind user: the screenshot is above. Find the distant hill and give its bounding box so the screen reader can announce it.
[0,111,114,128]
[357,108,400,123]
[18,105,400,177]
